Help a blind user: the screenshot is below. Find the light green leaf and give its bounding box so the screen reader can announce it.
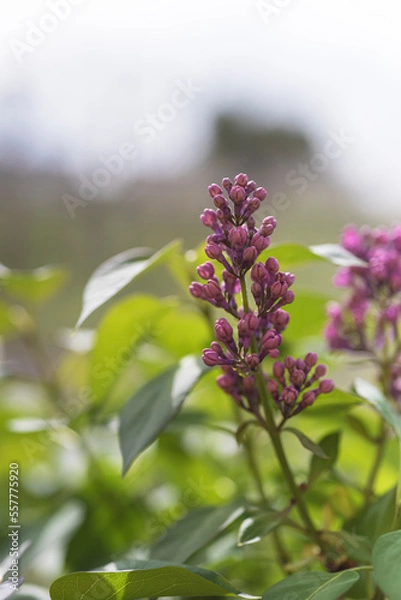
[76,240,180,328]
[151,502,245,563]
[283,427,328,458]
[302,388,361,420]
[0,265,68,304]
[309,243,366,267]
[284,291,330,340]
[238,508,290,546]
[354,377,401,438]
[0,301,14,336]
[372,530,401,600]
[308,432,340,486]
[90,294,171,404]
[119,356,208,474]
[50,560,258,600]
[262,570,359,600]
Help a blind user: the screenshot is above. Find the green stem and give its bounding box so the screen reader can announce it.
[363,421,387,503]
[239,275,326,555]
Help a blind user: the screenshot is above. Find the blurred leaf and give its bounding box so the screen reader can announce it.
[372,530,401,600]
[0,301,15,336]
[301,388,361,420]
[8,585,49,600]
[0,265,68,305]
[76,240,180,328]
[153,306,211,359]
[354,378,401,438]
[346,488,396,543]
[283,427,328,458]
[309,244,366,267]
[238,508,290,547]
[262,570,359,599]
[119,356,208,474]
[50,560,257,600]
[308,432,340,486]
[347,414,375,441]
[90,294,171,404]
[151,502,245,562]
[284,291,330,340]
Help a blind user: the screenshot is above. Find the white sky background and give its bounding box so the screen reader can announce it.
[0,0,401,214]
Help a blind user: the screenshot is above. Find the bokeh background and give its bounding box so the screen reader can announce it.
[1,0,401,594]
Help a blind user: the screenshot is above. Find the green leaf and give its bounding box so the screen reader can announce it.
[354,377,401,438]
[0,265,67,305]
[283,427,328,458]
[346,488,396,543]
[308,432,340,486]
[238,508,290,546]
[301,388,361,420]
[90,294,171,404]
[50,560,258,600]
[76,240,180,328]
[119,356,208,474]
[262,570,359,599]
[372,530,401,600]
[0,301,14,336]
[151,502,245,562]
[284,291,330,340]
[309,243,366,267]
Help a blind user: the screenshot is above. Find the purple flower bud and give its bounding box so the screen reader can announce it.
[246,180,257,193]
[251,232,270,253]
[205,279,223,300]
[267,379,279,397]
[319,379,334,394]
[229,185,247,204]
[262,330,282,350]
[251,263,267,283]
[234,173,248,186]
[228,226,248,250]
[260,216,277,236]
[315,364,327,377]
[246,354,260,369]
[282,291,295,305]
[243,376,255,392]
[213,194,228,209]
[208,183,223,198]
[270,281,283,300]
[295,359,306,371]
[284,356,295,369]
[291,369,306,387]
[301,390,317,407]
[201,209,218,229]
[202,349,221,366]
[242,246,258,269]
[305,352,318,368]
[222,177,233,192]
[265,257,280,274]
[253,187,268,201]
[251,282,263,301]
[205,242,223,260]
[215,318,234,343]
[189,282,203,298]
[273,361,285,379]
[210,341,224,355]
[197,262,215,280]
[281,386,298,405]
[269,309,290,332]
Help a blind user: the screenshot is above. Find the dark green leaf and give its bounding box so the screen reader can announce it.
[283,427,328,458]
[151,502,245,563]
[238,508,290,546]
[119,356,208,474]
[262,570,359,600]
[76,240,180,328]
[372,530,401,600]
[50,560,257,600]
[308,432,340,486]
[346,488,396,543]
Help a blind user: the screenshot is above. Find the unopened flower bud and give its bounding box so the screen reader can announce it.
[234,173,248,186]
[302,391,316,406]
[291,369,306,387]
[284,356,295,369]
[243,376,255,392]
[265,256,280,274]
[273,361,285,379]
[205,242,223,260]
[319,379,334,394]
[267,379,279,396]
[201,209,218,229]
[228,226,248,250]
[202,349,220,366]
[208,183,223,198]
[230,185,246,204]
[253,187,268,201]
[251,232,270,253]
[246,354,260,369]
[215,318,234,343]
[242,246,258,268]
[315,364,327,377]
[222,177,233,192]
[251,263,267,283]
[197,262,215,280]
[281,386,298,405]
[189,282,203,298]
[305,352,318,368]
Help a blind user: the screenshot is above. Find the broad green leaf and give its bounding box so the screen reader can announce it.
[301,388,361,420]
[372,530,401,600]
[354,377,401,438]
[151,502,245,562]
[90,294,171,404]
[119,356,208,474]
[153,306,211,358]
[76,240,180,328]
[0,265,67,304]
[261,243,365,271]
[309,243,366,267]
[284,291,330,340]
[50,560,257,600]
[238,508,290,546]
[283,427,328,458]
[346,488,396,543]
[262,570,359,600]
[308,432,340,486]
[347,414,375,441]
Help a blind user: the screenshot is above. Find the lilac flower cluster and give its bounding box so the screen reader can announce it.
[191,173,333,419]
[326,225,401,405]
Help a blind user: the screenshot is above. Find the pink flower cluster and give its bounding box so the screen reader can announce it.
[326,224,401,405]
[191,174,333,419]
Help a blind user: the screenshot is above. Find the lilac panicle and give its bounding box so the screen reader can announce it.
[190,174,332,418]
[326,224,401,406]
